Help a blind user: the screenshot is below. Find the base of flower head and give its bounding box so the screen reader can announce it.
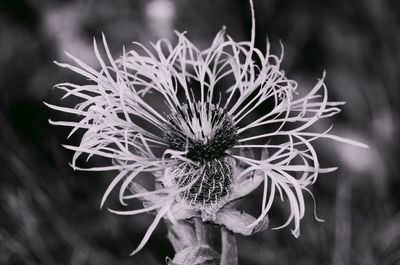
[166,157,235,213]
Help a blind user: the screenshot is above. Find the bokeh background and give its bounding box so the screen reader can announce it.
[1,0,399,264]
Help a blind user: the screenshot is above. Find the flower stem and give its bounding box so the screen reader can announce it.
[220,227,238,265]
[194,218,210,245]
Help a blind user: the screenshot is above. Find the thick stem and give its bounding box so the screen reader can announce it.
[194,218,211,245]
[220,227,238,265]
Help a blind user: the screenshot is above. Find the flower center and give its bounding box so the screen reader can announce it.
[163,102,238,207]
[163,102,238,162]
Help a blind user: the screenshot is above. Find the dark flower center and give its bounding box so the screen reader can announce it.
[163,102,238,162]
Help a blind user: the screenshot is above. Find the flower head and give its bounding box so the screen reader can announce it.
[47,0,367,256]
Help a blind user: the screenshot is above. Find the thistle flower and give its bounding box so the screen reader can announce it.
[47,0,367,256]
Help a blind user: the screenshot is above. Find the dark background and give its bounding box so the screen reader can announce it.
[1,0,399,264]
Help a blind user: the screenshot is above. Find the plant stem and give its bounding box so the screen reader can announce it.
[194,218,210,245]
[220,227,238,265]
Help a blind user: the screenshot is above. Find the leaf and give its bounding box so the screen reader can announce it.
[129,182,161,204]
[230,144,269,201]
[166,220,197,252]
[215,208,269,236]
[167,245,219,265]
[237,146,255,170]
[230,172,264,201]
[170,201,199,220]
[127,182,163,213]
[128,182,200,222]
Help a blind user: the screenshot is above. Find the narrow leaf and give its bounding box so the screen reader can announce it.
[167,245,219,265]
[215,208,269,236]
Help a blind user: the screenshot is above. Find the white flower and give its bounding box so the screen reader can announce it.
[47,0,367,255]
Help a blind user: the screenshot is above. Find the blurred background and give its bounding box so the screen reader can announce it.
[0,0,399,264]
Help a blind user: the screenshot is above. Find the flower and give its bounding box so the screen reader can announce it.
[47,0,367,256]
